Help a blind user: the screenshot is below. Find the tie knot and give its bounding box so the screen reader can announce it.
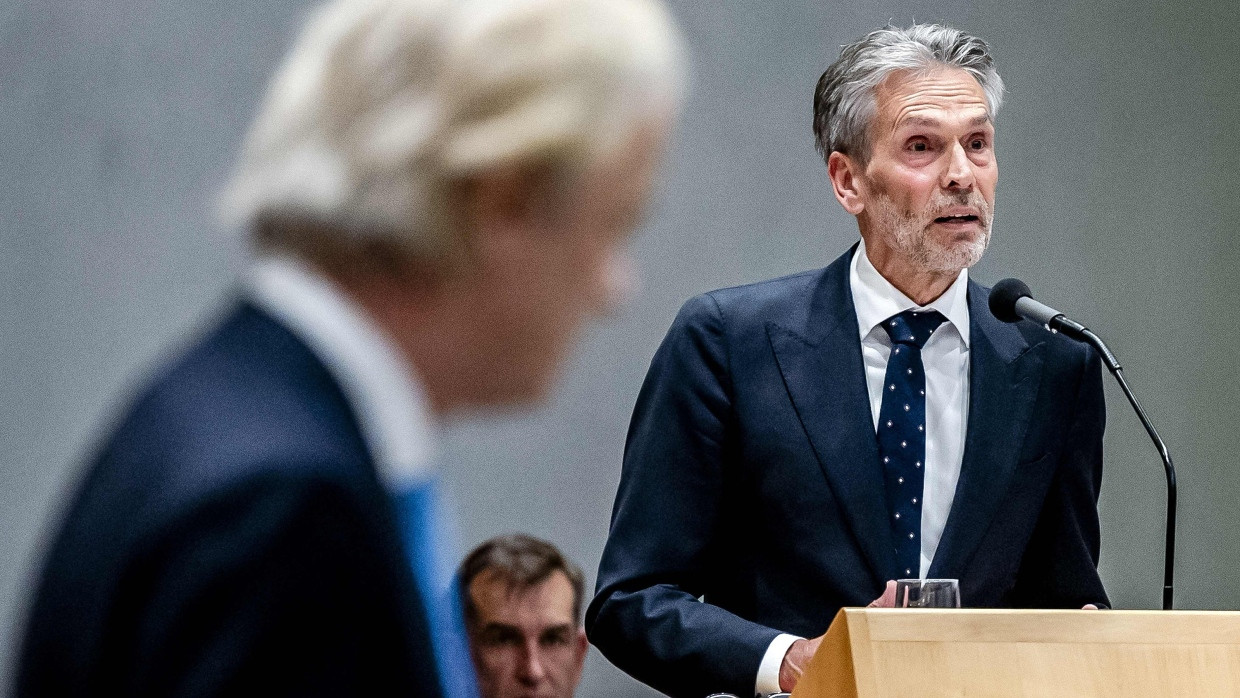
[882,310,946,349]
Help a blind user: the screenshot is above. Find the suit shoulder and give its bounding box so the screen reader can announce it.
[86,306,379,528]
[673,268,827,330]
[704,267,825,310]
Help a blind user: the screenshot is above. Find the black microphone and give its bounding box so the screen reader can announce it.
[988,279,1120,369]
[989,278,1178,611]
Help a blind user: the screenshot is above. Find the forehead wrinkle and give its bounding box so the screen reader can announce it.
[896,113,992,129]
[897,109,992,136]
[874,68,990,135]
[886,96,990,136]
[470,571,577,628]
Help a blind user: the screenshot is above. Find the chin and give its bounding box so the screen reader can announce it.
[476,371,561,413]
[922,231,989,274]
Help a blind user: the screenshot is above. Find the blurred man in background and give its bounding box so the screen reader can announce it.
[16,0,683,695]
[459,534,588,698]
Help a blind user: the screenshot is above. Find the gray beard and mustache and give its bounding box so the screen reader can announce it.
[869,190,994,274]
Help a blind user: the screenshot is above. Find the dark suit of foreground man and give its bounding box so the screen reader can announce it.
[588,24,1108,698]
[16,0,685,695]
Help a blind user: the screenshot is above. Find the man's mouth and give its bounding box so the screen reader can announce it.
[934,214,980,224]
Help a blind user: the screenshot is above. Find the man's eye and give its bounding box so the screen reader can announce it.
[481,631,522,647]
[911,142,928,152]
[970,139,986,149]
[541,632,571,647]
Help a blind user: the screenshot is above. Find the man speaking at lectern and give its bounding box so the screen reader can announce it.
[588,24,1109,697]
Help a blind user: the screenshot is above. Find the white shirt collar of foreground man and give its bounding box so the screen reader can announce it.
[850,237,971,349]
[247,255,437,490]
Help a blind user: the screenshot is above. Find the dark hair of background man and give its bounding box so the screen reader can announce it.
[458,534,587,627]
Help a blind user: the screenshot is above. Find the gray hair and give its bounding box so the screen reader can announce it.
[813,23,1004,163]
[220,0,685,266]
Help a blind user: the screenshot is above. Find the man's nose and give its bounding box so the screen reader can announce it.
[593,249,637,318]
[942,141,975,191]
[516,642,548,684]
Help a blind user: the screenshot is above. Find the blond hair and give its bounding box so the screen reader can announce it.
[221,0,685,263]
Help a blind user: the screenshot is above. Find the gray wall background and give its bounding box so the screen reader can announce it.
[2,0,1238,695]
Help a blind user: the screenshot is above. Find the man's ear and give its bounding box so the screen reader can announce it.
[461,164,557,246]
[828,150,866,215]
[572,627,589,670]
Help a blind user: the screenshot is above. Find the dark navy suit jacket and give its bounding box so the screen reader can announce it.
[587,248,1109,698]
[17,303,443,696]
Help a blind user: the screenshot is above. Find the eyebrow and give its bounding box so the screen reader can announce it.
[898,114,992,129]
[479,622,576,634]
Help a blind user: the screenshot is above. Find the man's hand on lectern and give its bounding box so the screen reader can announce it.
[777,581,898,691]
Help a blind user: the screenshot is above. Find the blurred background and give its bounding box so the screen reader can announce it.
[2,0,1237,695]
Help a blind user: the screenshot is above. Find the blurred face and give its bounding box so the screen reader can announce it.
[467,570,587,698]
[466,121,667,406]
[834,67,997,276]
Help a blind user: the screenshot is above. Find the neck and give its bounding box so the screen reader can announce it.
[317,263,483,419]
[861,237,959,306]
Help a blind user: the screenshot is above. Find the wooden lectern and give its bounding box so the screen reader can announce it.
[790,608,1240,697]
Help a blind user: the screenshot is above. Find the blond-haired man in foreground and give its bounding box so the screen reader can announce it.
[16,0,683,695]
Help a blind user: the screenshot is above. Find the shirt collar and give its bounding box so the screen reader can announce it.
[849,237,971,348]
[246,255,437,490]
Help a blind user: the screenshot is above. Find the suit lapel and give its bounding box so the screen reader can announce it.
[767,247,895,587]
[928,282,1043,579]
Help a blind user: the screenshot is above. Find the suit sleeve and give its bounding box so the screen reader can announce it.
[1011,344,1111,609]
[586,294,783,698]
[122,473,443,697]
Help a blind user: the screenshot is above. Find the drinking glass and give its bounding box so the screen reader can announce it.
[895,578,960,608]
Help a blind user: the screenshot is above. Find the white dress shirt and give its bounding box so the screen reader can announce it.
[755,239,971,695]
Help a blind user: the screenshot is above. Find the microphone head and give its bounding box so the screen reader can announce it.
[989,278,1033,323]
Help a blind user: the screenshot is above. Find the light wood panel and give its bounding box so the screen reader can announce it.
[792,609,1240,697]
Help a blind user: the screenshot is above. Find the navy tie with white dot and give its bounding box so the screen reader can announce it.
[877,309,946,580]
